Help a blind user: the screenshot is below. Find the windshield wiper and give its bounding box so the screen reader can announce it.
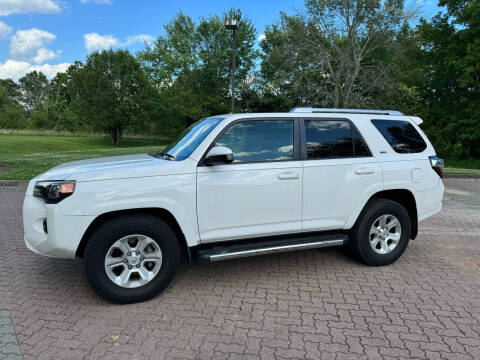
[151,151,175,160]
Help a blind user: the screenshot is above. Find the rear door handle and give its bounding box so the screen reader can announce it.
[354,167,375,175]
[277,171,300,180]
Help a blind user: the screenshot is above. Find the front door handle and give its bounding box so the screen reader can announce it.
[355,167,375,175]
[277,171,300,180]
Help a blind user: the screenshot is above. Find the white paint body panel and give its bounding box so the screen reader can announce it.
[23,194,95,258]
[302,157,383,231]
[23,112,444,259]
[197,161,303,242]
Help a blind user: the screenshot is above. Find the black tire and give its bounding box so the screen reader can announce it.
[349,198,411,266]
[84,214,180,304]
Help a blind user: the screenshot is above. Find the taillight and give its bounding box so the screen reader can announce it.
[429,156,444,178]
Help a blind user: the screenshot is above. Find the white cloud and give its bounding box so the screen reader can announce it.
[84,33,155,52]
[10,28,58,64]
[258,34,266,42]
[124,34,154,46]
[80,0,113,4]
[84,33,118,52]
[0,0,61,16]
[32,47,56,64]
[0,21,11,40]
[0,59,69,81]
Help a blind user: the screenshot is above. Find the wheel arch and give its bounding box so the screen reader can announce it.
[75,208,191,261]
[360,189,418,240]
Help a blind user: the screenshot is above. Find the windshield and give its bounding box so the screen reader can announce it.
[159,117,224,161]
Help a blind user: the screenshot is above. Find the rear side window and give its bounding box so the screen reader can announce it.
[371,119,427,153]
[304,120,371,159]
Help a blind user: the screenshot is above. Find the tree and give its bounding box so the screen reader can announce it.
[0,79,21,105]
[27,71,81,131]
[415,0,480,158]
[18,71,49,111]
[138,9,258,134]
[260,0,416,109]
[0,85,27,129]
[69,49,154,145]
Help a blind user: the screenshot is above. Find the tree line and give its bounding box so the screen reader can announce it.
[0,1,478,158]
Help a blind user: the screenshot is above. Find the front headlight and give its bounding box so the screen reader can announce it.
[33,180,76,204]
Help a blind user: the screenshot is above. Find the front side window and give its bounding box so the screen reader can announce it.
[305,120,370,159]
[371,119,427,153]
[215,120,294,163]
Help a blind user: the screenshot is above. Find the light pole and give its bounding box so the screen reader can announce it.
[225,19,239,113]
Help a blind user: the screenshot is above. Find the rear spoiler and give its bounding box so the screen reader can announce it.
[409,116,423,125]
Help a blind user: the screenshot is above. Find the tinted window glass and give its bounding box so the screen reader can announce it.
[353,128,371,157]
[305,120,353,158]
[371,120,427,153]
[162,117,224,160]
[216,120,294,163]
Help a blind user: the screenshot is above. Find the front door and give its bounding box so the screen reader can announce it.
[197,119,303,243]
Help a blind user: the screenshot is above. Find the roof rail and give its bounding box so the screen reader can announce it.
[289,107,404,116]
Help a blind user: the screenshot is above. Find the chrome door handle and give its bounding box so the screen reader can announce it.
[277,172,300,180]
[354,168,375,175]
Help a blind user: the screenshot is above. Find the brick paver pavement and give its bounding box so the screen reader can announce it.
[0,178,479,359]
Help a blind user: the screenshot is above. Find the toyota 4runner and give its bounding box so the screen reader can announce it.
[23,108,444,303]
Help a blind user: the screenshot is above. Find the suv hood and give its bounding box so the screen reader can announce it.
[34,153,192,182]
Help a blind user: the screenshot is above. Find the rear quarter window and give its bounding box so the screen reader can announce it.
[371,119,427,154]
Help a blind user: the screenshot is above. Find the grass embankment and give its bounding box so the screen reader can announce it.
[0,135,168,180]
[443,159,480,176]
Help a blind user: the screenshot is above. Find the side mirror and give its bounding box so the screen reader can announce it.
[205,146,234,165]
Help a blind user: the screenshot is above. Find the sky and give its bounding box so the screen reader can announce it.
[0,0,441,81]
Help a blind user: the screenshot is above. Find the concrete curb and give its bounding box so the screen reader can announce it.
[0,310,22,360]
[0,180,28,187]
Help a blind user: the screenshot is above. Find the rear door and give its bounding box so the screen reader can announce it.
[301,118,383,231]
[197,118,303,243]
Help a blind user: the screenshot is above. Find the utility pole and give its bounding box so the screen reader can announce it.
[225,19,239,114]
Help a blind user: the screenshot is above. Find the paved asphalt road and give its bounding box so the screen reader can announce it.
[1,179,479,359]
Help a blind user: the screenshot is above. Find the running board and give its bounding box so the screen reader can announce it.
[196,233,348,263]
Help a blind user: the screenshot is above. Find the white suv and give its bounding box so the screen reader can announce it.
[23,108,444,303]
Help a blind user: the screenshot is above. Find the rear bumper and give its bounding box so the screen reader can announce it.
[416,180,444,222]
[23,194,95,259]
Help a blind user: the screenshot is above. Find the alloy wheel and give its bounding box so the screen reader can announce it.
[104,234,162,288]
[369,214,401,255]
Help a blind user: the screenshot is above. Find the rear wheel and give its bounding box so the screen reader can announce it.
[350,199,411,266]
[84,214,179,304]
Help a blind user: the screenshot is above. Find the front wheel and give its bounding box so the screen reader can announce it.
[350,199,411,266]
[84,214,180,304]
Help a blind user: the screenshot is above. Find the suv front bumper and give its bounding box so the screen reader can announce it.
[23,194,95,258]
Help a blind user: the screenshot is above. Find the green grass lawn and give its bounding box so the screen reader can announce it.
[0,135,168,180]
[444,158,480,176]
